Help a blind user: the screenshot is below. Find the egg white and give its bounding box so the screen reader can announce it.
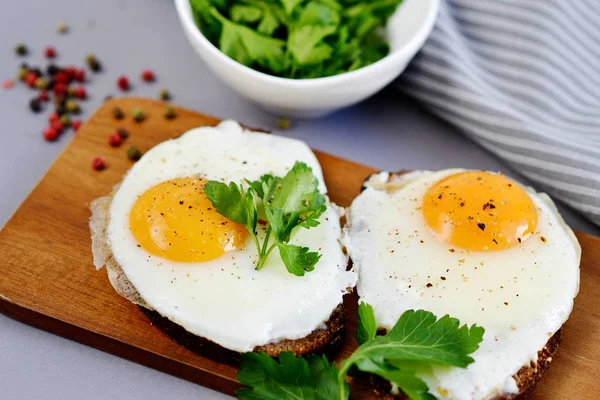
[343,170,580,400]
[107,121,356,352]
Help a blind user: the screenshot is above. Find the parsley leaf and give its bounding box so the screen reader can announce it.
[236,307,484,400]
[356,302,376,345]
[339,307,485,400]
[277,243,321,276]
[236,352,347,400]
[205,162,326,275]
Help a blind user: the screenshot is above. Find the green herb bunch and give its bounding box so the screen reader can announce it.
[189,0,404,79]
[236,304,485,400]
[204,162,326,275]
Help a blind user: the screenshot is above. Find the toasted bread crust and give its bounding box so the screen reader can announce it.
[368,329,561,400]
[141,303,345,365]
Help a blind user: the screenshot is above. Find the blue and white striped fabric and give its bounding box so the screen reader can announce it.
[398,0,600,226]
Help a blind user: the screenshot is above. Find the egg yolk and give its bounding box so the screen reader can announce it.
[422,172,537,251]
[129,177,247,262]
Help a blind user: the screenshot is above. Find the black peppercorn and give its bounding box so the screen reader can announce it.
[29,98,42,112]
[112,106,125,120]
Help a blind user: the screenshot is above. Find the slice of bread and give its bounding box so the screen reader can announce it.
[367,330,561,399]
[90,189,345,362]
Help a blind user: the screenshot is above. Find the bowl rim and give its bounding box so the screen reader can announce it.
[175,0,440,88]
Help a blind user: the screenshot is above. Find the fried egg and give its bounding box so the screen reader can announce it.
[106,121,356,352]
[343,169,580,400]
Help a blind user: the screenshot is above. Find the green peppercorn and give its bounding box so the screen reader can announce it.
[35,77,50,90]
[126,146,142,161]
[60,114,71,127]
[276,117,291,130]
[163,106,176,120]
[85,53,96,65]
[86,53,102,72]
[65,99,80,114]
[15,44,28,56]
[112,106,124,120]
[159,89,170,101]
[117,128,129,139]
[67,86,76,97]
[131,107,145,122]
[55,104,67,116]
[17,67,29,81]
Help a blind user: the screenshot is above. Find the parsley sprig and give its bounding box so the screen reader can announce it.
[236,304,485,400]
[204,162,326,275]
[189,0,404,79]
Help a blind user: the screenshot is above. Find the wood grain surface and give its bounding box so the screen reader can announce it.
[0,98,598,399]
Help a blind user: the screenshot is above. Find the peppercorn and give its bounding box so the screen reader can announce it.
[67,86,76,97]
[104,95,113,102]
[126,146,142,161]
[55,104,67,116]
[89,59,102,72]
[35,77,49,90]
[85,54,102,72]
[15,44,28,56]
[74,86,86,99]
[43,126,59,141]
[117,128,129,139]
[53,82,67,97]
[25,72,38,87]
[54,71,68,84]
[117,76,130,91]
[131,107,145,122]
[163,106,176,120]
[53,95,66,107]
[65,66,76,81]
[17,66,29,81]
[38,91,50,102]
[2,79,14,89]
[46,64,60,76]
[57,22,68,34]
[65,99,80,114]
[108,133,122,147]
[51,119,64,133]
[112,106,124,120]
[45,46,56,59]
[92,157,106,170]
[73,69,85,83]
[141,69,155,82]
[59,114,71,127]
[29,98,42,113]
[276,118,291,130]
[71,119,82,132]
[48,112,59,123]
[158,89,170,101]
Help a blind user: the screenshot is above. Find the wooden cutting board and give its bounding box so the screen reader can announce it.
[0,98,598,399]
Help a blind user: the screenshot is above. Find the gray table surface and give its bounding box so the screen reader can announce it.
[1,1,597,399]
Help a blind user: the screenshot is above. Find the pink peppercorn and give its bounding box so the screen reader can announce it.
[108,133,122,147]
[74,86,86,99]
[53,82,67,97]
[44,46,56,58]
[92,157,106,170]
[141,70,155,82]
[117,76,130,91]
[2,79,14,89]
[71,119,82,132]
[51,119,64,133]
[54,72,69,84]
[38,91,50,102]
[73,69,85,83]
[43,126,59,141]
[48,112,59,123]
[25,72,38,87]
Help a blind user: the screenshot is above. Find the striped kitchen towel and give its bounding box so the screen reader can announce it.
[398,0,600,226]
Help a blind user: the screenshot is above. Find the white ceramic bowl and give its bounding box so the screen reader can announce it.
[175,0,439,118]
